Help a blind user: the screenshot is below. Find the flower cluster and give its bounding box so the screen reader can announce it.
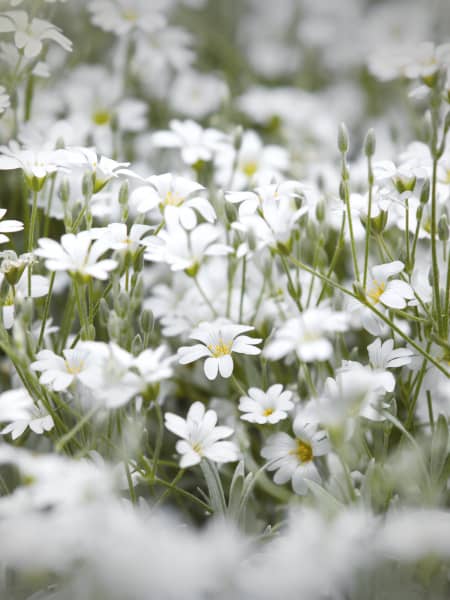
[0,1,448,598]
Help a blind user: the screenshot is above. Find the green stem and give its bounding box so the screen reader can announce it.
[36,271,55,352]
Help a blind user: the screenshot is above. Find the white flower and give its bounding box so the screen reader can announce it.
[0,388,54,439]
[35,231,118,280]
[261,417,330,495]
[79,342,142,408]
[367,338,414,392]
[0,10,72,58]
[178,320,262,380]
[133,346,176,385]
[164,401,239,467]
[0,208,23,244]
[319,369,385,428]
[95,223,153,253]
[216,130,289,190]
[64,147,136,193]
[364,262,415,309]
[170,70,227,119]
[88,0,167,35]
[144,217,230,272]
[0,142,72,187]
[239,384,293,424]
[131,173,215,230]
[264,308,349,363]
[151,119,229,166]
[30,347,99,391]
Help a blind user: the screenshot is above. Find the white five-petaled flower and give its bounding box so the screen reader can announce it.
[178,320,262,380]
[239,384,294,424]
[35,231,117,280]
[367,337,414,392]
[0,10,72,58]
[0,388,54,440]
[264,308,349,363]
[143,216,231,273]
[31,347,98,392]
[0,142,72,188]
[261,417,330,495]
[131,173,215,230]
[164,401,239,468]
[365,261,414,309]
[0,208,23,244]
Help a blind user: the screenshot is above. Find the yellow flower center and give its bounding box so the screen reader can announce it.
[208,339,232,358]
[367,281,386,304]
[164,191,184,206]
[192,442,203,454]
[242,161,258,178]
[263,408,274,417]
[290,439,313,463]
[92,109,111,126]
[65,360,84,375]
[122,10,138,22]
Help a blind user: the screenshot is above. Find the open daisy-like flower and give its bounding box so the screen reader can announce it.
[131,173,215,230]
[178,320,262,380]
[239,384,294,424]
[31,347,98,392]
[364,261,414,309]
[261,417,330,495]
[164,401,239,468]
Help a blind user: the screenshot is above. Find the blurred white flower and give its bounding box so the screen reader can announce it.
[264,308,349,363]
[164,401,239,467]
[239,384,293,424]
[133,345,176,385]
[0,10,72,58]
[31,347,99,392]
[169,70,227,119]
[151,119,229,166]
[96,222,153,253]
[0,388,53,439]
[88,0,168,35]
[178,320,262,380]
[261,416,330,495]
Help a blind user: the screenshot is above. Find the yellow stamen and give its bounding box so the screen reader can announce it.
[164,191,184,206]
[290,439,313,463]
[65,361,84,375]
[242,161,258,178]
[367,281,386,304]
[92,109,111,126]
[122,10,138,21]
[263,408,274,417]
[208,339,232,358]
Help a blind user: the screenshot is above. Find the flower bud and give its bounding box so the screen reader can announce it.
[139,309,154,336]
[420,179,430,204]
[364,128,376,157]
[337,122,349,154]
[131,333,143,355]
[119,180,129,206]
[438,214,449,241]
[114,292,129,319]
